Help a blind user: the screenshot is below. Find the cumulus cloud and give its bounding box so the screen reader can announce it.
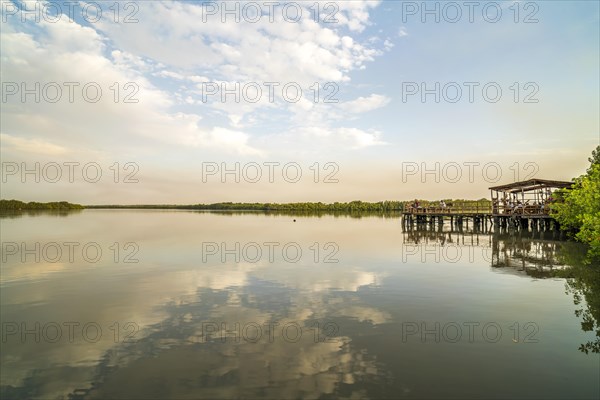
[1,12,264,157]
[340,94,391,113]
[92,1,383,86]
[1,0,390,203]
[85,0,389,142]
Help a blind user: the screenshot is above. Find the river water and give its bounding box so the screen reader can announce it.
[1,210,598,399]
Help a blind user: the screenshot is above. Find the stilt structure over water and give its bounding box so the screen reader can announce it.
[489,179,572,230]
[402,179,572,231]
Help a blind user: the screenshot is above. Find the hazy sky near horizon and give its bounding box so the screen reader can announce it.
[1,0,598,204]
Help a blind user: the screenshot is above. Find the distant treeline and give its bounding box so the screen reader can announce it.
[0,200,84,210]
[2,199,493,213]
[85,201,405,212]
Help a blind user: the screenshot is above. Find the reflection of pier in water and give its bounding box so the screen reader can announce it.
[402,224,571,278]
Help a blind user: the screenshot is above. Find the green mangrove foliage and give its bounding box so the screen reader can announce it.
[85,199,492,212]
[552,146,600,259]
[0,200,84,210]
[86,201,405,212]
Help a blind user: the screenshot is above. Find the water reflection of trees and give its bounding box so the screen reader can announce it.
[491,232,599,354]
[0,209,404,220]
[191,210,403,219]
[557,259,600,354]
[403,225,599,355]
[0,210,83,219]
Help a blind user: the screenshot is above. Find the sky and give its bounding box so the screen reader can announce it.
[1,0,599,204]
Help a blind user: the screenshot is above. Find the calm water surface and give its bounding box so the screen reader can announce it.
[1,210,598,399]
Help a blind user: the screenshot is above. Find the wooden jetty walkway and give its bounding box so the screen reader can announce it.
[402,179,572,231]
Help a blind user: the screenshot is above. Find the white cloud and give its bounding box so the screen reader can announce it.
[1,13,264,157]
[340,94,391,113]
[92,1,385,86]
[0,133,69,156]
[1,0,388,173]
[337,127,387,148]
[288,126,387,150]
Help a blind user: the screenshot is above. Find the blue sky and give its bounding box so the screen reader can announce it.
[1,1,599,203]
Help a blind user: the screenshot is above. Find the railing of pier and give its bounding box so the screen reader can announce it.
[403,202,492,215]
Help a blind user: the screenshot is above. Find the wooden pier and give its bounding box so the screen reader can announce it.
[402,203,494,230]
[402,179,572,231]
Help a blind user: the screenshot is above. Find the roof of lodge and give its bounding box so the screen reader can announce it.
[489,179,572,193]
